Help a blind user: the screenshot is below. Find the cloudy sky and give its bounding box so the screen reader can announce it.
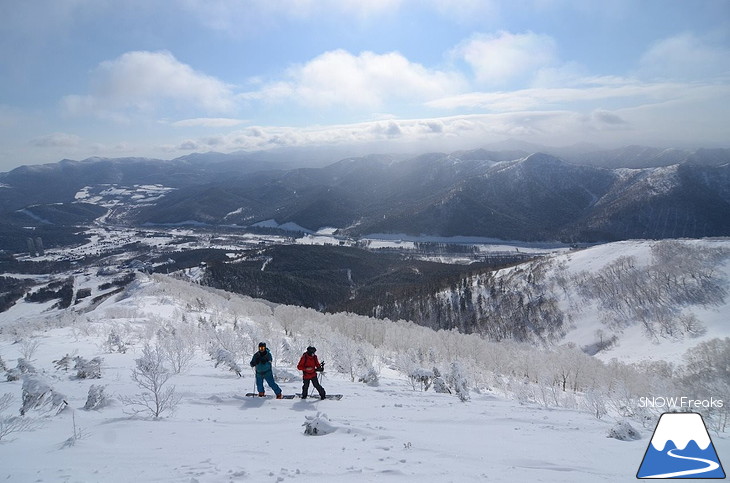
[1,0,728,171]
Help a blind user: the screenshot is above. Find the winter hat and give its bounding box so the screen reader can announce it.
[306,346,316,354]
[258,342,267,349]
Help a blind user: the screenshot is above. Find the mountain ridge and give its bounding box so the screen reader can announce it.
[1,145,729,244]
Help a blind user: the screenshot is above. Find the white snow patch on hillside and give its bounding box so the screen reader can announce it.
[554,239,730,363]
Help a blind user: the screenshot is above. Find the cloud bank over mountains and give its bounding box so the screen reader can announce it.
[0,1,728,169]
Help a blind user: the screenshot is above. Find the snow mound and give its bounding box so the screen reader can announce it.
[303,411,338,436]
[607,420,642,441]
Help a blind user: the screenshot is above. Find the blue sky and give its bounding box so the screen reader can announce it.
[1,0,728,171]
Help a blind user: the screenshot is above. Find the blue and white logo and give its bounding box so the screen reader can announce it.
[637,412,726,479]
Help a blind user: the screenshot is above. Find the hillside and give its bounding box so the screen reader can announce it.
[195,239,730,361]
[199,244,530,314]
[0,246,728,481]
[367,238,730,362]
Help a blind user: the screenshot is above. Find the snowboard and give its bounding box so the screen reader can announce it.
[298,394,343,400]
[244,393,297,399]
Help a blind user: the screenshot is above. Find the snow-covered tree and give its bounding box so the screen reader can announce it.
[209,347,242,377]
[53,354,74,372]
[7,358,36,381]
[73,356,103,379]
[19,339,41,361]
[679,338,730,432]
[103,329,128,353]
[20,377,68,416]
[84,385,108,411]
[158,330,196,374]
[121,343,180,419]
[446,361,470,402]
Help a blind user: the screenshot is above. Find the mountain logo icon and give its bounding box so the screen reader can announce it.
[637,412,726,479]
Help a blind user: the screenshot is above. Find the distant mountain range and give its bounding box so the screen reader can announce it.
[1,145,728,244]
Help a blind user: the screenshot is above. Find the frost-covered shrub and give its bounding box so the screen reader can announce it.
[433,376,451,393]
[358,367,379,387]
[446,361,470,402]
[16,358,36,375]
[273,367,298,383]
[73,356,102,379]
[607,420,642,441]
[0,355,6,372]
[583,389,608,420]
[303,412,337,436]
[408,368,433,391]
[20,377,68,416]
[121,343,180,419]
[53,354,74,372]
[159,332,195,374]
[84,384,108,410]
[209,347,242,377]
[678,337,730,433]
[327,332,377,383]
[0,393,35,441]
[7,358,36,381]
[432,368,450,393]
[279,339,297,365]
[103,330,128,353]
[19,339,40,361]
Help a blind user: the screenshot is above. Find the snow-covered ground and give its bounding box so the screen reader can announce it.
[1,238,728,482]
[556,238,730,363]
[0,324,688,483]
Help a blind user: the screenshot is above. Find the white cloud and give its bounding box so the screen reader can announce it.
[425,79,691,112]
[242,49,465,110]
[454,31,558,85]
[29,132,82,148]
[171,118,248,128]
[62,51,235,119]
[169,114,573,154]
[639,33,730,81]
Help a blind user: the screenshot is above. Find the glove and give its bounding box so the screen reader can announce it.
[315,367,324,372]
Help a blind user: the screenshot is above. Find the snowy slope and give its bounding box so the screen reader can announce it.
[0,322,697,483]
[553,239,730,363]
[1,240,728,482]
[0,356,664,483]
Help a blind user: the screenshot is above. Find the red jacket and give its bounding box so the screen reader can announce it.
[297,353,321,380]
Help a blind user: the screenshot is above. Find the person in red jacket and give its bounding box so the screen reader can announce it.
[297,346,326,399]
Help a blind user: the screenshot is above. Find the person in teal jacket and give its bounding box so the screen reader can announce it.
[249,342,283,399]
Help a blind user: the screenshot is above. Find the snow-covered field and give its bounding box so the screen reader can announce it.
[0,325,677,483]
[1,238,728,482]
